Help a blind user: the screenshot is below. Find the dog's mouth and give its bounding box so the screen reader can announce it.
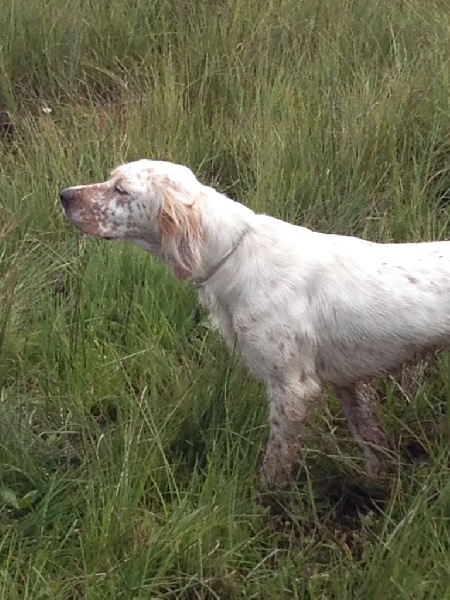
[62,207,122,241]
[63,212,117,240]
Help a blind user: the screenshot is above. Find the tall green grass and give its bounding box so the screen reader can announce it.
[0,0,449,597]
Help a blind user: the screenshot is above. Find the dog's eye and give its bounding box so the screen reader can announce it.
[115,184,128,195]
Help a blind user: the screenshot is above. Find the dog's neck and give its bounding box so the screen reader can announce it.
[193,187,254,287]
[193,225,249,287]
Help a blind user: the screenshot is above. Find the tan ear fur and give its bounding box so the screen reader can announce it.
[159,186,203,280]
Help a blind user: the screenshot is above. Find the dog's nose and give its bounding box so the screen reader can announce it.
[59,188,74,210]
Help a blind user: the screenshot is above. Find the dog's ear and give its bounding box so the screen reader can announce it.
[159,184,203,280]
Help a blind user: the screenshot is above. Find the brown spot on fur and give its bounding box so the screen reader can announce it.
[406,275,418,284]
[277,403,286,417]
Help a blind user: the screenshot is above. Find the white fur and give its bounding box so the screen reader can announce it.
[60,160,450,487]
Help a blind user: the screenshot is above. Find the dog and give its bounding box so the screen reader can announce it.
[60,159,450,487]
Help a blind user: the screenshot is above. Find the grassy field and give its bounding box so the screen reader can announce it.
[0,0,449,597]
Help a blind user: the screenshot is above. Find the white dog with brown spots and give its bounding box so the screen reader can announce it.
[60,159,450,488]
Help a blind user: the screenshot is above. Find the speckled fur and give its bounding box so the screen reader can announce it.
[61,160,450,488]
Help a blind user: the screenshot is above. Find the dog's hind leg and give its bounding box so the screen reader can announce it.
[334,384,391,476]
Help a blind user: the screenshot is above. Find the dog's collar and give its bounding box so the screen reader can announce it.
[193,227,250,288]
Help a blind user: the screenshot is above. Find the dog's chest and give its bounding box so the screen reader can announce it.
[198,290,239,349]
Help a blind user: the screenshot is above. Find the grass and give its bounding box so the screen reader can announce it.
[0,0,449,597]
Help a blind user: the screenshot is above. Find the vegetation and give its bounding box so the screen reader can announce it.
[0,0,449,597]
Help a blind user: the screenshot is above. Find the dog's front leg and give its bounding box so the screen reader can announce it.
[261,375,322,489]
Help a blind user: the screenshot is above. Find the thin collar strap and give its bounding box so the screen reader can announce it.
[193,227,250,288]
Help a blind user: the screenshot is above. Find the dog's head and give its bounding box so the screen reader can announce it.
[60,159,204,279]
